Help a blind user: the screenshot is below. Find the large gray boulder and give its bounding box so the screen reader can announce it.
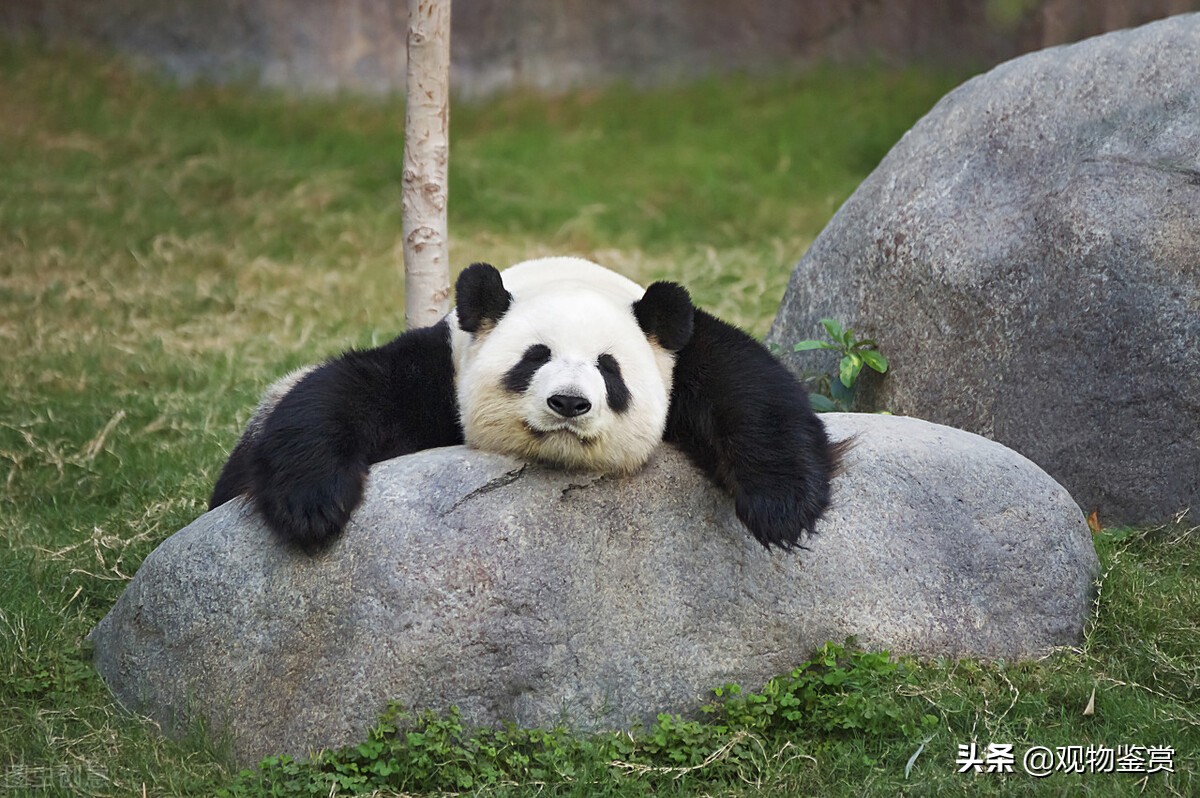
[90,414,1097,764]
[768,14,1200,525]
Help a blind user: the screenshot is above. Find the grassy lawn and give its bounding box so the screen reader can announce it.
[1,41,1197,797]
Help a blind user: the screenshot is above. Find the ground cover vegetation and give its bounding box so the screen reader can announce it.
[1,41,1196,797]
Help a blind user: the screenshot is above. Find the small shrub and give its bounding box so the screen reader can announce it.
[217,641,935,796]
[793,319,888,411]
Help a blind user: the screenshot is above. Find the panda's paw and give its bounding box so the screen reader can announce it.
[733,485,828,551]
[250,459,368,551]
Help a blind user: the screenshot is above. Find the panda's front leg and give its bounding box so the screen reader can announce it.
[243,364,373,551]
[211,320,463,550]
[664,309,841,550]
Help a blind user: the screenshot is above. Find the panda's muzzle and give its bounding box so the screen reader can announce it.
[547,393,591,418]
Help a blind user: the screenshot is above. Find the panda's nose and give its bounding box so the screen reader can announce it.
[547,394,591,418]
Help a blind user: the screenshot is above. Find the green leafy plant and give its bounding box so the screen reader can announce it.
[793,319,888,411]
[217,641,936,797]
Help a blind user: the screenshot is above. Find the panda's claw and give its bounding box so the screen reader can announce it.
[734,485,823,551]
[251,459,366,551]
[254,463,362,552]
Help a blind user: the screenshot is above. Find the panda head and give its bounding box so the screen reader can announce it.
[450,257,694,474]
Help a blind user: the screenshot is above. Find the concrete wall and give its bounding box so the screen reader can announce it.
[3,0,1198,96]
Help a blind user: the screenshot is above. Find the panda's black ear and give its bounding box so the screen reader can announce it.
[456,262,512,333]
[633,281,694,352]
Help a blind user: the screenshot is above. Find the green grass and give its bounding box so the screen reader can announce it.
[1,40,1196,796]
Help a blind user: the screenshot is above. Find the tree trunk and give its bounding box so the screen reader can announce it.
[402,0,452,329]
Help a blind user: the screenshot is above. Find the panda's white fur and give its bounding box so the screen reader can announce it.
[449,257,675,474]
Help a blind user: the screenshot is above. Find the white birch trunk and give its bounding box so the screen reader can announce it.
[401,0,452,329]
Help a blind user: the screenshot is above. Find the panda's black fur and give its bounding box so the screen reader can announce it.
[211,260,841,552]
[665,308,840,549]
[211,321,463,549]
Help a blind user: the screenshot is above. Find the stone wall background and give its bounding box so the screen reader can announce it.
[3,0,1198,96]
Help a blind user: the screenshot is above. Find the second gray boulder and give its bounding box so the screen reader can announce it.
[769,14,1200,524]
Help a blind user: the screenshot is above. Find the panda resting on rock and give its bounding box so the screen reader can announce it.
[210,257,842,551]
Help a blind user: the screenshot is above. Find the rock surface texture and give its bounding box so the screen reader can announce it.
[90,414,1098,764]
[768,14,1200,525]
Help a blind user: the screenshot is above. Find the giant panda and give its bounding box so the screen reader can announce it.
[210,257,842,551]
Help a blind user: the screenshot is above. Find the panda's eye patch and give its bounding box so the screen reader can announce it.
[502,344,552,393]
[597,354,631,413]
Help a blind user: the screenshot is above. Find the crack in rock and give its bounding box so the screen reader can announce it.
[559,474,606,500]
[443,464,527,515]
[1083,155,1200,185]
